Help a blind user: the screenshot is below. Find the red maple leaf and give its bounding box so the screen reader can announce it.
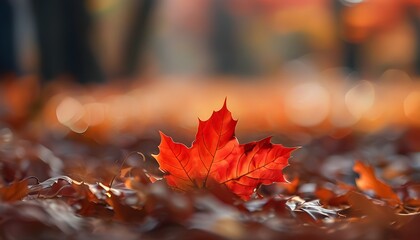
[153,100,297,200]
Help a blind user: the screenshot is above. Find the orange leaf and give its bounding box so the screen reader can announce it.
[153,100,297,200]
[277,177,299,194]
[353,160,401,205]
[0,180,28,202]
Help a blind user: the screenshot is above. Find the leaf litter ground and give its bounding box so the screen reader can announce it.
[1,103,420,239]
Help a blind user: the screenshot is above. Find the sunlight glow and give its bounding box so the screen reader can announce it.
[284,82,330,127]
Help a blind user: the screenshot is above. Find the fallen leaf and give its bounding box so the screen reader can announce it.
[286,196,339,223]
[315,187,349,207]
[106,192,146,222]
[353,161,401,206]
[345,191,413,228]
[0,180,28,202]
[0,199,82,238]
[153,100,297,200]
[277,177,300,194]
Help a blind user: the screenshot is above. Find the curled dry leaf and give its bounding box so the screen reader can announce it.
[353,160,401,206]
[286,196,339,221]
[153,100,298,200]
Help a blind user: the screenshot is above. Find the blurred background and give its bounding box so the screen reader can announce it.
[1,0,420,149]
